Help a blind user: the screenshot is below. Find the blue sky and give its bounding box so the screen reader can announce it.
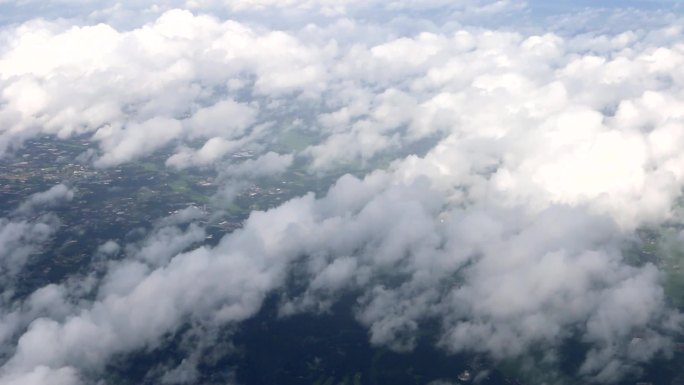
[0,0,682,28]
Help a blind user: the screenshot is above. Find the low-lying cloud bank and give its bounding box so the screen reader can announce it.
[1,1,684,384]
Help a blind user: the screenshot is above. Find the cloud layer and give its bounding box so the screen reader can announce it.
[0,1,683,384]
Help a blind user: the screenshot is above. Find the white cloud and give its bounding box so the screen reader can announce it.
[184,100,257,140]
[0,218,56,278]
[0,2,683,384]
[0,366,80,385]
[93,118,183,167]
[15,184,74,214]
[0,185,73,278]
[166,137,243,169]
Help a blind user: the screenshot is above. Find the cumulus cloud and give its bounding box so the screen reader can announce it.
[14,184,74,214]
[0,217,57,279]
[0,8,339,167]
[0,185,73,279]
[0,1,683,385]
[1,172,677,383]
[0,366,81,385]
[219,151,294,178]
[0,186,81,373]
